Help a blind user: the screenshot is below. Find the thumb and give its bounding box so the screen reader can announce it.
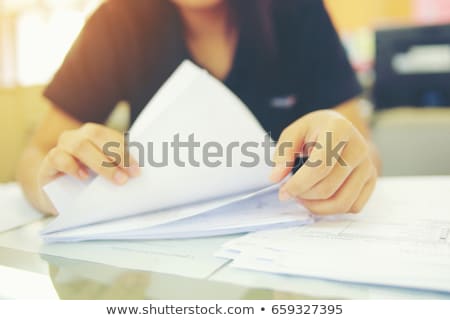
[270,119,310,183]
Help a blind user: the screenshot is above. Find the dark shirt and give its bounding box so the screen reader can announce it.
[44,0,361,140]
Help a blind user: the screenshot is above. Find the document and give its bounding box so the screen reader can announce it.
[0,183,42,233]
[43,188,312,242]
[210,262,450,299]
[43,60,310,242]
[216,177,450,293]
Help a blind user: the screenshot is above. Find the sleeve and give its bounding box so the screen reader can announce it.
[43,3,125,123]
[306,0,362,108]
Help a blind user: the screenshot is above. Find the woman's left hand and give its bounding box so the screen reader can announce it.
[270,110,378,215]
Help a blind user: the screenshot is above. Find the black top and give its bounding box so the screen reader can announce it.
[44,0,361,140]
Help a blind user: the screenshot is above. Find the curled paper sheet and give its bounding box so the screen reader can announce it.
[43,61,311,241]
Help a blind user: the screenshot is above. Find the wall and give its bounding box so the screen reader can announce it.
[325,0,413,32]
[0,86,49,182]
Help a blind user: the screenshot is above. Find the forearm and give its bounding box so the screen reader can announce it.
[334,99,382,175]
[368,139,381,175]
[16,105,84,215]
[16,145,53,215]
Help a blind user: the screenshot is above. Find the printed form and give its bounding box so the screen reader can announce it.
[217,177,450,293]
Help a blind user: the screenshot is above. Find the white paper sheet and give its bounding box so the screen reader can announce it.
[43,60,276,236]
[0,183,42,233]
[217,177,450,293]
[43,188,312,242]
[42,185,275,241]
[210,264,450,299]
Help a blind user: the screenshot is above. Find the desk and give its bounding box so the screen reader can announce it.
[1,178,450,300]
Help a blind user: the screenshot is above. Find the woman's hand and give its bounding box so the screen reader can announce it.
[270,110,378,215]
[37,123,140,214]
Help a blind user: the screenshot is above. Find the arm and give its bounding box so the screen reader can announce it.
[268,1,380,215]
[17,106,80,215]
[17,105,139,215]
[17,3,143,215]
[334,98,382,175]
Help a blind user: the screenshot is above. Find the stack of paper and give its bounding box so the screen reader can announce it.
[216,177,450,293]
[43,61,311,242]
[0,183,42,233]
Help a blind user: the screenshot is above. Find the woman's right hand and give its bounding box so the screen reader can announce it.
[37,123,140,214]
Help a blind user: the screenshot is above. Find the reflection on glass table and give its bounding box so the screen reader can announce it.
[0,220,449,300]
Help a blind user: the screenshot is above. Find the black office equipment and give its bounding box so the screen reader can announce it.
[374,24,450,109]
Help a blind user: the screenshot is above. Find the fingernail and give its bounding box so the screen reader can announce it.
[270,164,285,183]
[279,189,292,201]
[114,171,129,185]
[49,205,59,216]
[78,169,89,180]
[128,163,141,177]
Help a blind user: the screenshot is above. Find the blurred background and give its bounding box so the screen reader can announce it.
[1,0,450,182]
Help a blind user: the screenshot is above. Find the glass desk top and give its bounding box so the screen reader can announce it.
[1,221,449,300]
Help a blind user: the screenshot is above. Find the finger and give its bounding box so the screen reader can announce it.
[60,132,129,185]
[47,203,58,216]
[300,146,370,201]
[74,161,90,180]
[80,123,140,177]
[42,194,59,216]
[47,148,87,180]
[270,119,310,183]
[299,160,373,215]
[38,189,59,216]
[280,124,350,199]
[349,173,377,214]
